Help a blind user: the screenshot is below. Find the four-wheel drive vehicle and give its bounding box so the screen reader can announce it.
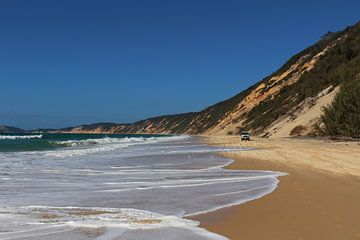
[241,131,250,141]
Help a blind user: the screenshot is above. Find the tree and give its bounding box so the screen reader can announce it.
[322,74,360,137]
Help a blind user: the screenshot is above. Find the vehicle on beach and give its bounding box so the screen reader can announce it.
[241,131,250,141]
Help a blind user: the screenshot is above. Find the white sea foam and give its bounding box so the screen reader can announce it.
[45,135,190,158]
[0,206,227,240]
[0,135,285,239]
[53,136,152,146]
[0,134,43,140]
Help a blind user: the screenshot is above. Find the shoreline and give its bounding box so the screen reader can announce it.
[191,136,360,240]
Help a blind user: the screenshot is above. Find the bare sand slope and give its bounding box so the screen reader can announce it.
[265,86,339,138]
[192,136,360,240]
[209,136,360,177]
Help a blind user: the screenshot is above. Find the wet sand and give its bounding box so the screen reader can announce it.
[191,136,360,240]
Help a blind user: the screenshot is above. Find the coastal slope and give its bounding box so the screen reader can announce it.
[0,125,25,134]
[38,21,360,138]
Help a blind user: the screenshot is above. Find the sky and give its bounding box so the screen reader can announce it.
[1,0,359,129]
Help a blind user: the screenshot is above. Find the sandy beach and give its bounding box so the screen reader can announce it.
[192,136,360,240]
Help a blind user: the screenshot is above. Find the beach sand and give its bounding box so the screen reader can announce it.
[191,136,360,240]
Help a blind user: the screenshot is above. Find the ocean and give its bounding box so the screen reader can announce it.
[0,133,283,240]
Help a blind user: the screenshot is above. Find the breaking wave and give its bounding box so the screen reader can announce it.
[0,133,189,153]
[52,136,186,147]
[44,135,190,157]
[0,134,43,140]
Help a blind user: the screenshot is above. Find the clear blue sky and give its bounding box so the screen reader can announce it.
[1,0,359,129]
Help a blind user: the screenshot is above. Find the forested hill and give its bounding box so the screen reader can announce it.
[0,126,26,133]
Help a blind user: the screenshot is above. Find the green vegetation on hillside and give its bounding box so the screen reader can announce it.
[243,21,360,133]
[321,75,360,138]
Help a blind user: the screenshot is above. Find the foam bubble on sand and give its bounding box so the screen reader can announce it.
[0,206,227,240]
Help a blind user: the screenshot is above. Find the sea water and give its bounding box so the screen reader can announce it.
[0,133,284,239]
